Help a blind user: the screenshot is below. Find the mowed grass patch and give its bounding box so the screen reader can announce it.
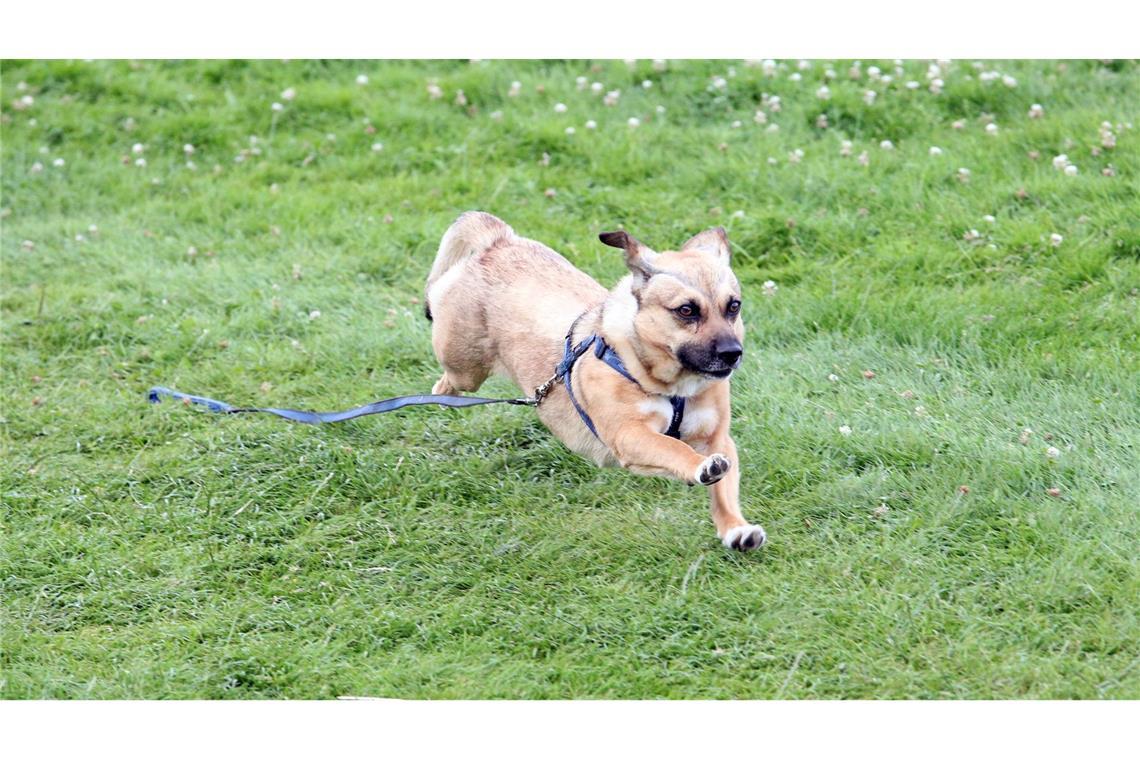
[2,59,1139,698]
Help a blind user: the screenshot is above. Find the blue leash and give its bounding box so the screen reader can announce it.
[147,332,685,434]
[147,385,534,424]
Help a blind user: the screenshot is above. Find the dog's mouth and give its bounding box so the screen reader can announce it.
[678,350,740,379]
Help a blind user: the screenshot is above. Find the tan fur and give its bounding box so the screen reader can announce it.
[425,211,766,551]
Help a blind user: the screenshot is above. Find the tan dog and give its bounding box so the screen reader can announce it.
[424,211,766,551]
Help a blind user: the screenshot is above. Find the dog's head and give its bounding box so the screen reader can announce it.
[600,227,744,383]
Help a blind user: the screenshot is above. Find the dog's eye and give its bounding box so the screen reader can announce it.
[726,299,741,315]
[675,303,700,319]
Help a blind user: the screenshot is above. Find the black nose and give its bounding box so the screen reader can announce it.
[715,338,743,367]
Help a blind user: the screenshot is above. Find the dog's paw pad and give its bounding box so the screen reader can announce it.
[696,453,731,485]
[723,524,767,552]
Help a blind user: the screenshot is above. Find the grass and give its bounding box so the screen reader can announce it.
[2,59,1138,699]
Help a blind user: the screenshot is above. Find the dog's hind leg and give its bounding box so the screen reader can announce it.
[431,367,489,396]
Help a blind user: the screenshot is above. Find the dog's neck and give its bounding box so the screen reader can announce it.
[594,276,717,398]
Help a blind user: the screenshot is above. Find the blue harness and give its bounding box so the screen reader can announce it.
[559,334,686,440]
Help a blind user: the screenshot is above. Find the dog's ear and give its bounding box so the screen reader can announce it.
[682,227,731,264]
[600,230,659,288]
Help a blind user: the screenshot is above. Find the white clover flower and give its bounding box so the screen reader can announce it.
[132,143,145,154]
[816,85,831,100]
[585,119,597,129]
[816,114,829,129]
[52,158,65,167]
[863,90,877,105]
[929,146,943,156]
[281,87,296,100]
[652,59,667,72]
[576,76,588,90]
[828,373,840,382]
[731,120,742,129]
[1045,446,1060,459]
[454,90,467,106]
[906,80,920,90]
[30,161,43,173]
[766,123,780,133]
[929,79,944,94]
[183,144,195,155]
[508,81,522,97]
[355,74,369,86]
[553,102,567,113]
[767,157,778,165]
[952,119,965,130]
[603,90,621,107]
[712,76,727,90]
[825,68,837,79]
[798,59,811,70]
[1002,75,1018,87]
[732,210,745,219]
[983,214,996,223]
[135,157,147,167]
[641,80,653,89]
[1052,153,1070,170]
[985,123,999,135]
[1099,122,1116,148]
[754,110,767,125]
[271,102,284,112]
[868,65,881,80]
[840,140,853,157]
[88,224,98,234]
[857,151,870,166]
[839,425,852,437]
[762,60,777,76]
[880,140,894,150]
[1050,233,1063,246]
[789,72,802,82]
[489,110,503,121]
[426,84,443,99]
[881,75,893,84]
[565,126,575,135]
[964,229,981,241]
[371,142,383,152]
[956,167,971,182]
[927,63,942,79]
[762,280,778,296]
[627,117,640,128]
[1064,164,1078,176]
[309,309,321,320]
[655,105,666,115]
[590,81,603,94]
[788,148,804,163]
[1028,103,1044,119]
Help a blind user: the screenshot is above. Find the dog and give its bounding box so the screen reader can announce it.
[424,211,766,551]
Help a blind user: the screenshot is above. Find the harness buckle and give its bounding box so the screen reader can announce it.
[530,372,562,406]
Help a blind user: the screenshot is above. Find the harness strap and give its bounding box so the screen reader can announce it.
[147,386,532,424]
[561,335,686,441]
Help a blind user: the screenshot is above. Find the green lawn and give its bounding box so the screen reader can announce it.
[2,59,1138,699]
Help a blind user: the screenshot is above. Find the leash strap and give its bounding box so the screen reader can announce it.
[147,385,533,424]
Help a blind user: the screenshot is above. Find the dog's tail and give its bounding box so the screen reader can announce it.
[424,211,514,321]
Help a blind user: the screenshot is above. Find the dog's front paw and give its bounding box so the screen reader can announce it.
[695,453,731,485]
[722,524,767,552]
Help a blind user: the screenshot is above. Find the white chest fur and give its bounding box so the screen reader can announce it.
[638,397,720,438]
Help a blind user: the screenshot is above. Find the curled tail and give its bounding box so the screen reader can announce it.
[424,211,514,320]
